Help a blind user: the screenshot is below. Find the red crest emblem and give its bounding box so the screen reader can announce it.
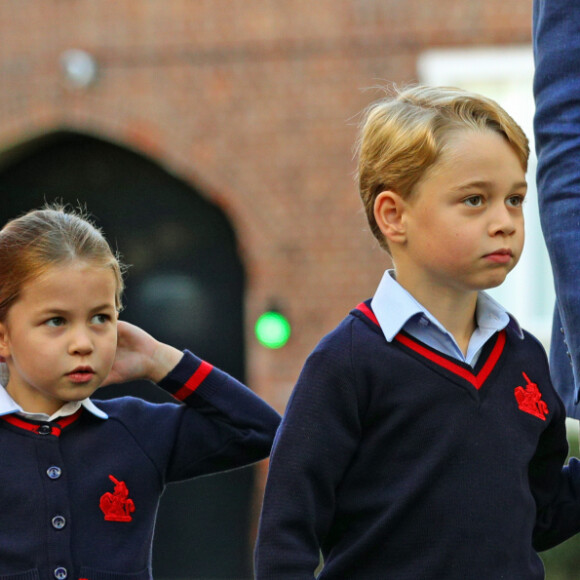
[514,372,549,421]
[99,474,135,522]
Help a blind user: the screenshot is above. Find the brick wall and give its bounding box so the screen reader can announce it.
[0,0,532,490]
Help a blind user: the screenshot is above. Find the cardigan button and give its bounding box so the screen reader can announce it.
[53,567,68,580]
[47,466,62,480]
[38,424,52,435]
[51,515,66,530]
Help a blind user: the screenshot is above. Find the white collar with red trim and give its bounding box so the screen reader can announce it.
[369,270,524,365]
[0,383,108,421]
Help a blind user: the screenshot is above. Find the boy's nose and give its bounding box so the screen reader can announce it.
[489,206,517,236]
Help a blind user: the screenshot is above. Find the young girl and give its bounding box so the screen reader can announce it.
[0,204,281,580]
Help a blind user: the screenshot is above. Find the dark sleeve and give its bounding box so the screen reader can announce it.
[531,379,580,550]
[156,350,281,482]
[534,0,580,417]
[254,326,362,579]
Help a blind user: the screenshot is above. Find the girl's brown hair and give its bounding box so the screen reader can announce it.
[0,204,125,322]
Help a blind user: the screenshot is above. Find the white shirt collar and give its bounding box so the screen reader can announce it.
[370,269,523,343]
[0,366,108,421]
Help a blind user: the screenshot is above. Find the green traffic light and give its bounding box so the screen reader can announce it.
[255,311,291,349]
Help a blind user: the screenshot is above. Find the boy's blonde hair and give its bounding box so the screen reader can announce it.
[356,85,530,251]
[0,203,125,322]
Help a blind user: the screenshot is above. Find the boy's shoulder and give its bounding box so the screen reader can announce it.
[518,325,546,349]
[287,301,391,413]
[316,299,384,349]
[503,316,550,362]
[303,300,389,378]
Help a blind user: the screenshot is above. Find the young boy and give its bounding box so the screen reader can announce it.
[254,85,580,579]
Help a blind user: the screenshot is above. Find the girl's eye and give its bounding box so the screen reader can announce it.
[45,317,65,328]
[463,195,483,207]
[507,195,525,208]
[91,314,111,325]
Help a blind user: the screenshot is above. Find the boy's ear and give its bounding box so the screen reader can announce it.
[373,190,407,246]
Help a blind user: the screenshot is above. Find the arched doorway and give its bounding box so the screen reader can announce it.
[0,132,252,579]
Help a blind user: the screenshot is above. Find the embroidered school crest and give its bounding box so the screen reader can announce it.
[99,474,135,522]
[514,372,549,421]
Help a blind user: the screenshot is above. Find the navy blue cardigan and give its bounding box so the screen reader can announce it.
[0,350,280,580]
[255,302,580,579]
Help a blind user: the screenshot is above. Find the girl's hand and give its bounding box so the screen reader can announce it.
[102,321,183,386]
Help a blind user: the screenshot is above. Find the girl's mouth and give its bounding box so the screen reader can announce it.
[67,367,95,384]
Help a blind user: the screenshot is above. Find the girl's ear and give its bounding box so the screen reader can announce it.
[373,190,408,246]
[0,323,10,359]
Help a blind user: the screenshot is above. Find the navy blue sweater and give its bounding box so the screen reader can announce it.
[255,302,580,579]
[0,351,280,580]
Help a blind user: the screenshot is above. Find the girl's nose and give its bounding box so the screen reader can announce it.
[69,327,94,355]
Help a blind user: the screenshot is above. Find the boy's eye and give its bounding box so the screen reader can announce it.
[507,195,525,208]
[45,317,65,328]
[463,195,483,207]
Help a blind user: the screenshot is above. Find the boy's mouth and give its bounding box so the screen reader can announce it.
[484,249,513,263]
